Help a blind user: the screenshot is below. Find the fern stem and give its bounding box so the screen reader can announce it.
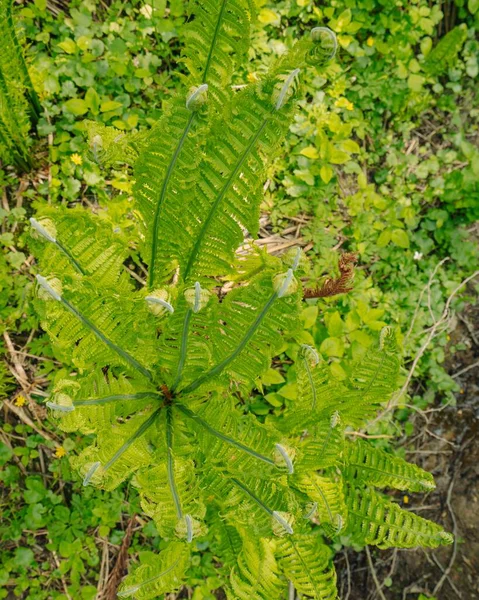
[175,403,275,467]
[180,291,277,394]
[171,309,192,392]
[230,477,293,534]
[73,392,161,408]
[59,295,153,382]
[303,358,317,411]
[183,118,269,281]
[230,477,273,516]
[102,407,161,473]
[148,113,196,288]
[55,239,86,275]
[166,406,183,520]
[310,479,334,523]
[202,0,228,84]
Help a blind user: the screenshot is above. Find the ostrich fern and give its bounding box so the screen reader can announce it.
[0,0,41,169]
[31,2,451,598]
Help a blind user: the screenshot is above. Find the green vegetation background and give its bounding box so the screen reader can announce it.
[0,0,478,598]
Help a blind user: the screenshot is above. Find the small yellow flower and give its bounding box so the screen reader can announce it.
[14,395,27,407]
[247,72,259,83]
[55,446,67,458]
[403,495,409,504]
[366,37,374,47]
[70,153,83,165]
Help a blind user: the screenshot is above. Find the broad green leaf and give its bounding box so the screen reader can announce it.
[64,99,89,116]
[300,146,319,159]
[320,164,334,183]
[58,39,76,54]
[391,229,410,248]
[320,336,344,358]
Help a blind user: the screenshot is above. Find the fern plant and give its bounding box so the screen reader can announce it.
[0,0,41,169]
[31,2,452,598]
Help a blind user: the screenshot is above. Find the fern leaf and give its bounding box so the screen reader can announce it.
[35,279,156,379]
[134,95,208,287]
[207,509,243,571]
[151,36,326,285]
[156,285,215,387]
[118,542,190,599]
[182,0,254,107]
[47,370,159,434]
[285,330,400,431]
[84,120,147,167]
[293,472,347,535]
[180,268,301,395]
[177,399,278,474]
[344,485,454,549]
[72,409,160,490]
[203,470,297,538]
[0,67,31,169]
[423,25,468,75]
[136,0,254,288]
[0,0,41,118]
[281,351,336,433]
[294,418,344,472]
[134,409,206,540]
[230,538,284,600]
[276,534,338,600]
[135,457,206,540]
[343,438,436,493]
[30,206,131,288]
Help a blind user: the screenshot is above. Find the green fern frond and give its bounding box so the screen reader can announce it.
[143,34,329,287]
[0,67,31,169]
[0,0,41,169]
[135,0,255,288]
[207,509,243,571]
[135,457,206,539]
[177,398,279,475]
[203,470,297,538]
[30,207,131,288]
[134,94,208,287]
[0,0,41,119]
[34,278,157,377]
[180,268,301,395]
[423,25,468,75]
[344,485,453,549]
[293,472,347,535]
[276,534,338,600]
[71,408,160,491]
[83,120,147,167]
[118,542,190,599]
[293,418,344,472]
[182,0,255,107]
[156,284,216,387]
[46,370,159,434]
[343,438,436,493]
[230,538,284,600]
[283,331,400,432]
